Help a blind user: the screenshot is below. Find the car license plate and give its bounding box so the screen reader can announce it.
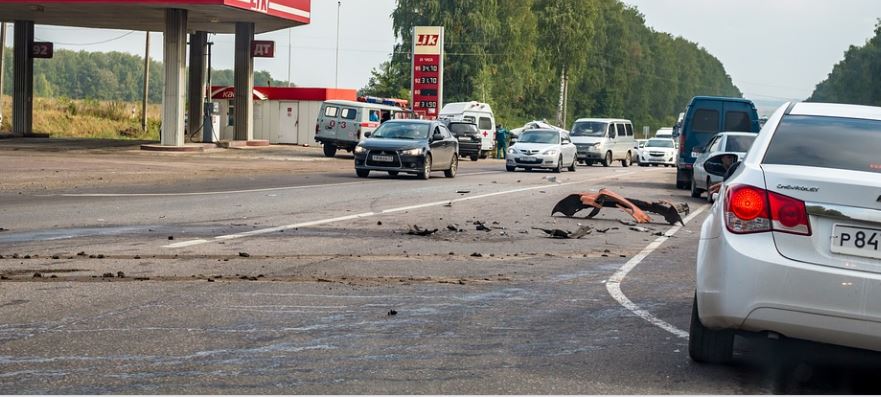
[831,225,881,260]
[521,156,536,161]
[371,155,394,162]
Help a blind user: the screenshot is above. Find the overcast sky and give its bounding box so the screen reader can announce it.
[4,0,879,103]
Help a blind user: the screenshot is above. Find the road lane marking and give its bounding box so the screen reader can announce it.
[605,204,710,339]
[164,169,660,249]
[39,171,505,198]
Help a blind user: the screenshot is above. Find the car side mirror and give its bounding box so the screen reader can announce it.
[704,153,741,178]
[363,131,371,138]
[432,133,444,141]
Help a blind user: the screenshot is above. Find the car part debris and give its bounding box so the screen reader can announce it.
[532,225,593,239]
[407,225,438,236]
[552,188,689,225]
[629,226,651,233]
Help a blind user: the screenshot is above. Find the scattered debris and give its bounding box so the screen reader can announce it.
[470,252,483,258]
[168,236,174,240]
[630,226,651,233]
[653,231,667,237]
[532,225,593,239]
[97,254,105,259]
[552,188,689,225]
[133,255,141,259]
[11,254,19,259]
[619,219,637,227]
[207,278,215,282]
[239,252,251,258]
[596,228,611,233]
[545,176,557,183]
[1,276,9,280]
[134,277,150,281]
[116,271,125,278]
[444,201,453,207]
[51,255,60,260]
[387,309,398,316]
[102,273,114,278]
[406,225,438,236]
[446,224,459,232]
[377,221,383,226]
[456,190,471,194]
[33,273,42,278]
[76,251,86,256]
[23,255,31,259]
[0,228,7,232]
[474,221,492,232]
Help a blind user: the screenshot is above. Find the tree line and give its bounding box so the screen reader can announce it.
[0,48,286,103]
[360,0,742,131]
[809,21,881,106]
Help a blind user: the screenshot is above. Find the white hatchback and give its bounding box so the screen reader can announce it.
[506,129,577,173]
[691,102,881,363]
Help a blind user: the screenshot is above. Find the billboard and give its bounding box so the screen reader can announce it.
[411,26,444,119]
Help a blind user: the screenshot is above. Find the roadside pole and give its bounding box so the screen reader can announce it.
[142,31,150,132]
[0,22,6,128]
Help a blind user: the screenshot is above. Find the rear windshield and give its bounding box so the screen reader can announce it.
[646,139,674,148]
[449,123,479,136]
[571,121,607,137]
[763,115,881,173]
[725,135,756,152]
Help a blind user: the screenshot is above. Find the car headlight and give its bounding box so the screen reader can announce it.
[401,148,422,156]
[508,148,517,154]
[354,145,366,154]
[543,149,558,156]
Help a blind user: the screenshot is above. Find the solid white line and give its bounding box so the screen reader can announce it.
[604,204,710,339]
[165,169,660,249]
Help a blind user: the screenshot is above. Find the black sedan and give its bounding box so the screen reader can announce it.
[353,120,459,179]
[445,120,482,161]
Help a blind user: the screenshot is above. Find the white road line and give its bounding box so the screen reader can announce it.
[163,169,659,249]
[605,204,710,339]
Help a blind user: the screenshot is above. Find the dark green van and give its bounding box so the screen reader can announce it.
[674,96,760,189]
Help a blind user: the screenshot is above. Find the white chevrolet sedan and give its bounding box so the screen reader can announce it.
[691,102,881,363]
[506,129,577,173]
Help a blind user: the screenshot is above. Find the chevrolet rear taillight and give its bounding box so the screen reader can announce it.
[725,184,811,236]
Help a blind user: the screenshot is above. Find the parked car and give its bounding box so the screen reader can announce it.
[637,138,677,167]
[439,102,496,158]
[690,132,758,200]
[444,120,482,161]
[353,120,458,180]
[316,100,407,158]
[675,96,761,189]
[690,102,881,364]
[570,118,637,167]
[506,129,577,173]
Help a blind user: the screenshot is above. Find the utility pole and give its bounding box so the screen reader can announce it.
[0,23,7,128]
[142,31,150,132]
[335,1,341,88]
[556,66,566,127]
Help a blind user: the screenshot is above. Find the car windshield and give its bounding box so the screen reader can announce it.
[725,135,756,152]
[571,121,607,137]
[646,139,674,148]
[763,115,881,173]
[518,130,559,144]
[370,122,430,140]
[448,123,478,137]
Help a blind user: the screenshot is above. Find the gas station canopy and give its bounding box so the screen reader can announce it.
[0,0,310,33]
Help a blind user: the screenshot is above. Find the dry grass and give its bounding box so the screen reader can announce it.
[0,95,161,140]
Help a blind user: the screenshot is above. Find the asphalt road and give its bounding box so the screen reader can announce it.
[2,158,881,394]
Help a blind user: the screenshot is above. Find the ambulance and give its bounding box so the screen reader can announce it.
[439,102,496,158]
[315,96,413,158]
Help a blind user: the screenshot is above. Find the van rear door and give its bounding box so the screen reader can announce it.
[722,102,759,133]
[317,103,340,141]
[337,106,360,143]
[682,101,723,165]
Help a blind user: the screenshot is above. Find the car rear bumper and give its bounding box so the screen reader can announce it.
[639,154,675,165]
[697,218,881,352]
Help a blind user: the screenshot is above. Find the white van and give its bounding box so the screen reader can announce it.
[315,100,406,157]
[439,102,495,158]
[569,118,637,167]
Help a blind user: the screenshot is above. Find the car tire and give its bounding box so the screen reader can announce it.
[506,165,516,172]
[419,154,432,180]
[356,169,369,178]
[568,157,576,172]
[689,295,734,364]
[691,176,704,198]
[470,154,479,162]
[388,171,399,177]
[323,144,337,158]
[601,152,612,167]
[586,161,594,167]
[621,152,631,167]
[445,155,458,178]
[553,156,563,173]
[479,151,488,159]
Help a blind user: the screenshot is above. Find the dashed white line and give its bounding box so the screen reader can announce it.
[163,169,659,249]
[605,204,710,339]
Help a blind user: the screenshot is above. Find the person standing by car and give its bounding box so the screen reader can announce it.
[495,124,509,159]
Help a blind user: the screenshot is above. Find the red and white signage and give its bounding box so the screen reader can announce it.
[251,40,275,57]
[411,26,444,119]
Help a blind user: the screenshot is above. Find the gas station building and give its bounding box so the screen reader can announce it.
[0,0,311,147]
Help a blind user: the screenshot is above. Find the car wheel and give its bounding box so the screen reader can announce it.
[356,169,369,178]
[601,151,612,167]
[506,165,516,172]
[479,151,488,159]
[568,157,576,172]
[323,144,337,158]
[586,161,594,167]
[445,155,458,178]
[621,151,631,167]
[419,154,432,180]
[470,154,479,161]
[388,171,399,177]
[707,177,715,203]
[689,295,734,364]
[553,156,563,173]
[691,176,704,198]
